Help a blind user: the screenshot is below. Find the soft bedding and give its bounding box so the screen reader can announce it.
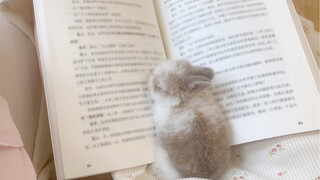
[112,131,320,180]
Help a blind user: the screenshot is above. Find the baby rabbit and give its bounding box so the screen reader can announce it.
[148,60,230,180]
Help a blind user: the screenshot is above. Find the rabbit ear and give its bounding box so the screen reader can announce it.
[189,66,214,80]
[183,75,211,95]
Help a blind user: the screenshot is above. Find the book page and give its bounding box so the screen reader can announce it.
[154,0,319,145]
[34,0,165,179]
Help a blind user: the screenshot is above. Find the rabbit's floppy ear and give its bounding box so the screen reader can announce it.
[188,66,214,80]
[183,75,211,95]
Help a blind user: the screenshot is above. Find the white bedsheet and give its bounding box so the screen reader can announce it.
[112,131,320,180]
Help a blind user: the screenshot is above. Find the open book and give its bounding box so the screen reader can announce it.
[33,0,319,179]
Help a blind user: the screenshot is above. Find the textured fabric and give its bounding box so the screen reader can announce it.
[37,160,56,180]
[0,0,53,179]
[0,148,37,180]
[32,93,54,178]
[0,0,34,44]
[112,165,156,180]
[0,2,41,158]
[112,131,320,180]
[0,96,36,180]
[219,131,320,180]
[0,96,23,147]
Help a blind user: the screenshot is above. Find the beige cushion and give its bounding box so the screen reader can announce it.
[0,0,54,179]
[0,10,40,159]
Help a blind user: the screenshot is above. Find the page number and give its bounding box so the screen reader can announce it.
[87,164,92,168]
[298,121,303,125]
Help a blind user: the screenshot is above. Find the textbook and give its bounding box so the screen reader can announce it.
[33,0,319,179]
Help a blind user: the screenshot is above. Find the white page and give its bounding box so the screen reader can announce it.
[154,0,319,145]
[34,0,165,179]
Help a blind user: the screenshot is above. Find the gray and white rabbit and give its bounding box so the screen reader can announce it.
[148,60,231,180]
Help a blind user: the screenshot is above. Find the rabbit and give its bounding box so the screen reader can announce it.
[148,60,231,180]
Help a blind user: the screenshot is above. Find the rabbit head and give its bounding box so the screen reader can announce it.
[149,60,214,107]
